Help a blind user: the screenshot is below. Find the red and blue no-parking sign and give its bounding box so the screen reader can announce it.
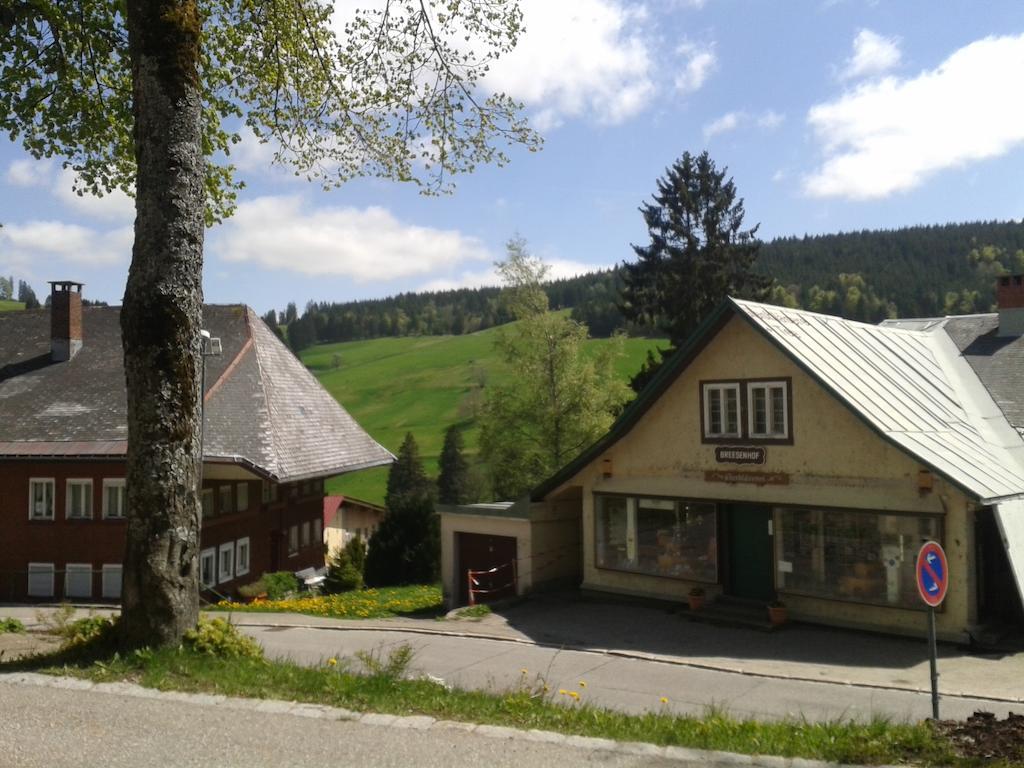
[916,541,949,608]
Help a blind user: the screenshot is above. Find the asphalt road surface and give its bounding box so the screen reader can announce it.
[0,682,698,768]
[243,624,1019,722]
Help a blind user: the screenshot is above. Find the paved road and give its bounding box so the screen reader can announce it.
[246,624,1019,722]
[0,681,697,768]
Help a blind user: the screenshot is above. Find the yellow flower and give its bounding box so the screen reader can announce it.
[568,691,580,700]
[660,696,668,704]
[578,681,587,688]
[327,658,338,667]
[520,668,528,675]
[558,689,567,695]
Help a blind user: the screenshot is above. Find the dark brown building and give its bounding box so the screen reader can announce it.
[0,283,393,602]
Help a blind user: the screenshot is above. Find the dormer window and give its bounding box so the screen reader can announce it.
[702,383,740,439]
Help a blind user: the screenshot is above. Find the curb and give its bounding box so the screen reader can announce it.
[227,618,1024,706]
[0,671,893,768]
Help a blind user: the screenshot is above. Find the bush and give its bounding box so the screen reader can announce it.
[183,618,264,660]
[241,571,301,601]
[62,616,117,647]
[365,492,439,587]
[324,537,367,594]
[0,617,25,634]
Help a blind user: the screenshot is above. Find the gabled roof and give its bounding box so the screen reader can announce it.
[534,299,1024,504]
[0,305,393,482]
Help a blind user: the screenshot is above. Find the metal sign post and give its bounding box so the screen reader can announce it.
[916,541,949,720]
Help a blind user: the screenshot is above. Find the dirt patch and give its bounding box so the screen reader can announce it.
[0,631,62,662]
[934,711,1024,762]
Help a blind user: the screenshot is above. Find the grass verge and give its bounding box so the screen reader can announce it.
[210,585,443,620]
[6,640,982,767]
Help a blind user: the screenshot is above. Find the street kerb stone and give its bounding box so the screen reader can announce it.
[432,720,478,732]
[391,715,435,730]
[474,724,521,740]
[360,712,399,727]
[521,729,566,745]
[49,676,95,690]
[290,702,333,719]
[618,741,666,758]
[254,698,296,715]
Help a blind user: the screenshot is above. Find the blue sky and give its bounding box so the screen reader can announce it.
[3,0,1024,313]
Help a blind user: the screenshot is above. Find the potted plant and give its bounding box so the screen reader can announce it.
[688,586,706,612]
[767,599,788,626]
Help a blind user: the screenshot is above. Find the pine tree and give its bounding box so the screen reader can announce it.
[621,151,769,389]
[437,425,471,504]
[385,433,432,510]
[17,280,39,309]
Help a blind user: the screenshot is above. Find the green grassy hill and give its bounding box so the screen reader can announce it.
[0,300,25,312]
[301,323,663,505]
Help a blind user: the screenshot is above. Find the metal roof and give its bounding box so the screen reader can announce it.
[735,300,1024,503]
[533,299,1024,504]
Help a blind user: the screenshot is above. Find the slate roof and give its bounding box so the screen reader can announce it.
[534,299,1024,504]
[0,305,393,482]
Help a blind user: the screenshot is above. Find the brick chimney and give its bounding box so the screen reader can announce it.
[49,281,84,361]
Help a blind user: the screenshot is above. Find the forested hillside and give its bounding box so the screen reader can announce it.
[280,219,1024,349]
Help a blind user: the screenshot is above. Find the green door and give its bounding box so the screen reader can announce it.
[728,505,774,601]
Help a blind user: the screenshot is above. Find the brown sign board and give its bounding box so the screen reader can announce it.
[704,469,790,486]
[714,446,766,465]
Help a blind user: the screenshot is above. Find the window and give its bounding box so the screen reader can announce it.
[102,565,123,600]
[236,482,248,513]
[301,521,311,547]
[218,542,234,583]
[64,563,93,598]
[748,381,789,439]
[702,383,740,439]
[201,488,214,519]
[288,525,299,556]
[218,485,232,516]
[102,479,126,519]
[236,538,250,577]
[65,479,93,519]
[262,480,271,504]
[595,495,718,582]
[200,548,216,588]
[29,478,55,520]
[774,507,940,609]
[313,518,323,546]
[27,563,54,597]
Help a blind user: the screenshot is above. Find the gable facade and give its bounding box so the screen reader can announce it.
[544,313,995,640]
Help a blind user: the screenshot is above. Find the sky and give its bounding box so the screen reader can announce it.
[2,0,1024,314]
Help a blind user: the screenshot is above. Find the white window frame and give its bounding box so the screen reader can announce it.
[218,542,234,584]
[201,488,214,519]
[747,380,790,439]
[64,563,93,599]
[200,548,216,588]
[313,518,323,546]
[288,525,299,556]
[301,521,311,548]
[236,482,248,513]
[102,479,127,519]
[65,479,94,519]
[28,478,55,521]
[101,564,123,600]
[702,383,741,439]
[235,537,250,577]
[27,562,55,597]
[218,484,232,516]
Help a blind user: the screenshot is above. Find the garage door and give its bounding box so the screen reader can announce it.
[457,532,518,606]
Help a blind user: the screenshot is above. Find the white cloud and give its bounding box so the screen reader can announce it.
[840,29,901,80]
[674,41,717,94]
[0,221,131,269]
[213,195,491,281]
[5,158,53,187]
[703,111,744,139]
[52,169,135,222]
[472,0,658,128]
[805,33,1024,200]
[757,110,785,129]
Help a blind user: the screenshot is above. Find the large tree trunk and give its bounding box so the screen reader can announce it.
[120,0,205,649]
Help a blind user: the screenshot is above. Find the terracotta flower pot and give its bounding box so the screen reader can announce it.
[767,604,788,626]
[688,593,705,612]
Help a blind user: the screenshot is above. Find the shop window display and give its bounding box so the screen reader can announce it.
[596,495,717,582]
[774,507,939,608]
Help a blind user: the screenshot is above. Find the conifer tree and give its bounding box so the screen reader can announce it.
[621,151,769,390]
[437,425,471,505]
[384,433,433,509]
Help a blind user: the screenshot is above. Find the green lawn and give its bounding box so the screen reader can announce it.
[0,300,25,312]
[302,324,663,504]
